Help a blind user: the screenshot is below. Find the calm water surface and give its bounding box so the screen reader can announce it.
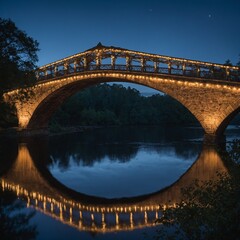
[0,125,238,240]
[48,126,202,198]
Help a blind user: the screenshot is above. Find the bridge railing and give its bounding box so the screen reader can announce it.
[36,44,240,83]
[37,63,240,82]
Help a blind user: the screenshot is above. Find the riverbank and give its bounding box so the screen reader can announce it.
[49,125,101,136]
[0,125,103,139]
[0,123,201,139]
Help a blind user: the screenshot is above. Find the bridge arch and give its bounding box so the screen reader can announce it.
[5,72,240,143]
[26,75,199,129]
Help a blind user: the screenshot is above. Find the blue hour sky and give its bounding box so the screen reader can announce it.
[1,0,240,92]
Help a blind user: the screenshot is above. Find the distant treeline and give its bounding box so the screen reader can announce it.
[50,83,200,128]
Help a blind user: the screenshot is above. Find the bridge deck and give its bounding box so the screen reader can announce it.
[36,44,240,83]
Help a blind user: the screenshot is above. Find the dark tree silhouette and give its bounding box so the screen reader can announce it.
[0,18,39,128]
[50,83,198,129]
[0,18,39,91]
[0,186,37,240]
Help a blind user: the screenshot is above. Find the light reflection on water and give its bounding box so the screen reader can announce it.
[0,125,239,240]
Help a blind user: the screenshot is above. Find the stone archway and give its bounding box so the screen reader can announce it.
[4,72,240,143]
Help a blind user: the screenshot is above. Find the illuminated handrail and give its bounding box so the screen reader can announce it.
[35,44,240,83]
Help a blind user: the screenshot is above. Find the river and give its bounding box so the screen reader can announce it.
[0,125,239,239]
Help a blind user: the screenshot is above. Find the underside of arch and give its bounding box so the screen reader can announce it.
[27,77,199,129]
[216,106,240,136]
[28,80,96,128]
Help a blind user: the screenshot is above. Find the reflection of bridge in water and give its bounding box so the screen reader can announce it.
[1,143,227,233]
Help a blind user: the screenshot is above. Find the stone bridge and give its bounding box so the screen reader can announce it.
[3,43,240,143]
[0,141,227,233]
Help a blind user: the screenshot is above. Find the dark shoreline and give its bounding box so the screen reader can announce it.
[0,125,100,139]
[0,123,202,139]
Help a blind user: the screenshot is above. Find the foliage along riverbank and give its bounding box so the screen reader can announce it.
[49,83,200,132]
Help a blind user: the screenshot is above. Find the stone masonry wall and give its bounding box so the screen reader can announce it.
[4,72,240,137]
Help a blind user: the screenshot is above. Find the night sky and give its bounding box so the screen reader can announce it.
[1,0,240,92]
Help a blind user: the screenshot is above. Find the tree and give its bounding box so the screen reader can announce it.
[0,18,39,91]
[0,186,37,239]
[50,83,198,129]
[224,59,233,66]
[0,18,39,128]
[237,54,240,67]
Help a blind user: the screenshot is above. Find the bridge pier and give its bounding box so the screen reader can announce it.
[203,133,226,146]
